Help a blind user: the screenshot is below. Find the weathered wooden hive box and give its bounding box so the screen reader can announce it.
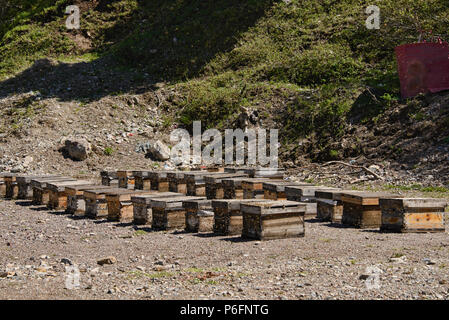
[132,171,153,190]
[205,173,249,200]
[263,181,311,200]
[0,173,7,198]
[185,171,223,196]
[314,189,353,223]
[65,185,112,215]
[31,177,76,205]
[106,189,154,222]
[341,192,398,229]
[380,198,447,233]
[46,180,92,210]
[242,178,283,199]
[84,187,122,219]
[222,178,247,199]
[148,171,172,192]
[131,192,183,225]
[285,185,337,217]
[151,196,206,230]
[117,170,135,189]
[168,172,187,194]
[241,200,306,240]
[246,167,285,179]
[212,199,269,235]
[17,175,57,200]
[183,199,214,232]
[100,171,118,186]
[4,173,19,199]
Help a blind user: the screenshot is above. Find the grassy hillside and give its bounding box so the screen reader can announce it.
[1,0,449,161]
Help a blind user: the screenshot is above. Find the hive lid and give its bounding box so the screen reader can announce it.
[241,200,307,216]
[204,173,249,184]
[47,180,92,191]
[379,197,448,209]
[151,196,206,208]
[131,192,183,204]
[263,181,311,192]
[341,192,400,205]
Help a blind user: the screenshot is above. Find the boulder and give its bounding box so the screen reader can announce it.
[145,140,170,161]
[62,138,92,161]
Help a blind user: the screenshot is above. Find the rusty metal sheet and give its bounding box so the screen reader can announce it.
[396,42,449,98]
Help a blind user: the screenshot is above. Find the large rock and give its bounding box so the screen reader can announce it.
[144,140,170,161]
[62,138,92,161]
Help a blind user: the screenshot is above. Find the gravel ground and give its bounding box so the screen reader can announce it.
[0,198,448,300]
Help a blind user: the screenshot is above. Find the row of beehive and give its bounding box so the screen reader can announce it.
[0,168,447,240]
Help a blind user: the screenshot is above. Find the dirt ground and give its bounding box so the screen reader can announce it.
[1,194,448,300]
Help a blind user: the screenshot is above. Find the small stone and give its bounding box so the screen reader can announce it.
[61,258,73,265]
[97,256,117,266]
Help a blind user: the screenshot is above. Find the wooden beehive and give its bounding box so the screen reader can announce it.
[131,192,183,225]
[183,199,214,232]
[341,192,398,229]
[46,180,92,210]
[212,199,270,235]
[245,167,285,179]
[314,189,353,223]
[168,171,187,194]
[106,189,155,222]
[31,177,76,205]
[206,166,225,172]
[151,196,206,230]
[17,175,57,200]
[4,174,18,199]
[263,181,312,200]
[380,198,447,233]
[133,171,153,190]
[117,170,135,189]
[222,178,247,199]
[285,185,337,217]
[65,185,112,215]
[184,171,223,196]
[241,200,306,240]
[205,173,249,200]
[0,174,6,198]
[148,171,172,192]
[224,167,250,174]
[100,171,118,186]
[84,187,122,219]
[242,178,283,199]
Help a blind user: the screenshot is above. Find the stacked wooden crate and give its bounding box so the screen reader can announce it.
[4,173,18,199]
[133,171,152,190]
[183,199,214,232]
[100,171,118,187]
[380,198,447,233]
[263,181,311,200]
[148,171,171,192]
[168,172,187,194]
[285,185,337,217]
[31,177,76,205]
[242,178,283,199]
[106,189,155,222]
[84,187,122,219]
[117,170,135,189]
[151,196,206,230]
[131,192,182,225]
[212,199,269,235]
[65,185,112,215]
[315,189,353,223]
[341,192,398,229]
[241,200,307,240]
[46,180,92,210]
[205,173,249,200]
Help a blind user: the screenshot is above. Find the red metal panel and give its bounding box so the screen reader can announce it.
[395,43,449,98]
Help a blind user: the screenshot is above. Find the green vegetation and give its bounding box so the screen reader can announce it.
[104,147,114,156]
[1,0,449,154]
